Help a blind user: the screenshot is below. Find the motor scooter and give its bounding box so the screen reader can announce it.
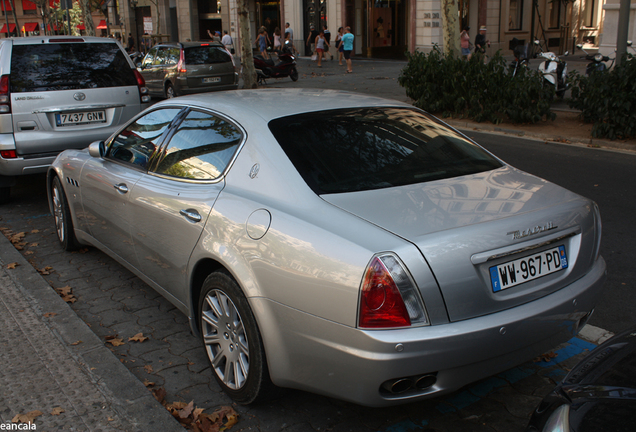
[534,40,569,98]
[254,40,298,84]
[576,44,614,75]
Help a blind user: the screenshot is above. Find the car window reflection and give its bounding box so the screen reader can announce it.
[153,110,242,180]
[106,108,182,169]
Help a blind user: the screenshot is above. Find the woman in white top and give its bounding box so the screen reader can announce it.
[314,30,329,67]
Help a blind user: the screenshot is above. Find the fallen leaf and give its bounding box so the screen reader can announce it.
[144,364,154,373]
[106,338,125,347]
[43,312,57,318]
[37,266,53,275]
[143,379,155,387]
[55,286,73,296]
[534,351,558,362]
[50,407,65,416]
[12,410,43,424]
[152,387,167,405]
[25,251,34,255]
[128,332,149,343]
[70,340,83,346]
[6,262,19,269]
[30,242,39,247]
[177,401,194,419]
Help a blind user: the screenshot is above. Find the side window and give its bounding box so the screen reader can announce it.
[155,47,171,65]
[142,48,157,68]
[153,110,242,180]
[106,108,182,169]
[167,48,180,65]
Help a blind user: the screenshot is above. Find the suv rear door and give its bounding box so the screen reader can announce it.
[9,38,143,157]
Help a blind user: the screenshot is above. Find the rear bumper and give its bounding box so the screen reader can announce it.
[253,256,606,407]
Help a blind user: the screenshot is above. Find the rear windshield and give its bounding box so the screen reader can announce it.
[184,46,231,65]
[268,107,503,194]
[10,42,136,92]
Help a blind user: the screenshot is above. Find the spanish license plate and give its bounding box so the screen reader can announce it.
[56,111,106,127]
[489,246,568,292]
[203,77,221,83]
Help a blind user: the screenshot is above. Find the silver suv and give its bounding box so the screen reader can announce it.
[138,41,238,98]
[0,36,150,203]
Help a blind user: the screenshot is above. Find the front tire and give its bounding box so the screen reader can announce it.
[51,176,80,251]
[290,67,299,81]
[199,272,274,404]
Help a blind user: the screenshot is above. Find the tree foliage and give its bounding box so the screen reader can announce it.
[398,47,555,124]
[568,53,636,140]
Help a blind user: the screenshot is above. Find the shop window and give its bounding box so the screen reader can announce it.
[583,0,595,27]
[548,0,561,29]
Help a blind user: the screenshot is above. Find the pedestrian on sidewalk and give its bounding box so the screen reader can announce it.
[221,30,234,54]
[335,27,344,65]
[255,27,269,59]
[323,25,333,60]
[342,26,354,73]
[274,27,282,52]
[460,26,471,60]
[306,25,318,58]
[315,29,330,67]
[475,26,490,55]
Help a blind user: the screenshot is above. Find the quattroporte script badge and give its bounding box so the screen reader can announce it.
[507,222,558,240]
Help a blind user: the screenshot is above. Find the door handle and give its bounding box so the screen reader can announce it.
[179,209,202,223]
[114,183,129,193]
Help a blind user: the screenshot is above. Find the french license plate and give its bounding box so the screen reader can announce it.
[56,111,106,127]
[203,77,221,83]
[489,245,568,292]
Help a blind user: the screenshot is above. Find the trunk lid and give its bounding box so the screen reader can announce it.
[323,166,600,322]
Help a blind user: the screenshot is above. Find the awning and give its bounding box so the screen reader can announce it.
[1,1,12,11]
[77,24,85,30]
[22,22,38,33]
[96,20,107,30]
[0,24,16,34]
[22,0,37,10]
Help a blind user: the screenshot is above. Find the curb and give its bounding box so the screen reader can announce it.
[0,232,183,432]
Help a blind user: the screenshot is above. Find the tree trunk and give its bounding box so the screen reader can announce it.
[237,0,257,89]
[8,0,19,36]
[441,0,461,57]
[78,0,96,36]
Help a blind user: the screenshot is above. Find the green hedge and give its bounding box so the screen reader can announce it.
[568,53,636,140]
[398,47,554,124]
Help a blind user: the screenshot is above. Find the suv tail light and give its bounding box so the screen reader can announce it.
[133,70,151,103]
[358,254,429,329]
[0,75,11,113]
[177,49,186,73]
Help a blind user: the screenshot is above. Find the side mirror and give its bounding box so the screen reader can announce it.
[88,141,105,158]
[576,44,583,49]
[628,41,633,47]
[534,40,540,45]
[564,51,569,56]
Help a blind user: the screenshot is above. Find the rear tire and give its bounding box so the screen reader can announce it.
[199,272,276,404]
[290,67,299,82]
[165,83,177,99]
[51,176,80,251]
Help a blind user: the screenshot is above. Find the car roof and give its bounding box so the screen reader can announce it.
[7,36,123,45]
[154,41,225,49]
[157,89,412,124]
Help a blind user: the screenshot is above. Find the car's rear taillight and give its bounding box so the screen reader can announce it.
[178,49,186,73]
[0,150,16,159]
[0,75,11,113]
[133,69,151,103]
[358,254,429,329]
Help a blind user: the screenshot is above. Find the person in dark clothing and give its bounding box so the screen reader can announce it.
[475,26,490,54]
[127,33,135,52]
[306,25,319,57]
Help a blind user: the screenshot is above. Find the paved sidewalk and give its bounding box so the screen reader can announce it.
[0,232,182,431]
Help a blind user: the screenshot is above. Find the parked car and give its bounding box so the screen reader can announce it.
[47,89,606,407]
[527,324,636,432]
[137,41,238,98]
[0,36,151,204]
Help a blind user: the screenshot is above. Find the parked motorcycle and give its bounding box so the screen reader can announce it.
[254,41,298,84]
[510,38,529,76]
[576,44,614,75]
[534,40,569,98]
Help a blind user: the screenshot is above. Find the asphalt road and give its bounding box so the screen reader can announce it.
[468,131,636,335]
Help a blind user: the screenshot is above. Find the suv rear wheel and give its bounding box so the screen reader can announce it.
[166,83,177,99]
